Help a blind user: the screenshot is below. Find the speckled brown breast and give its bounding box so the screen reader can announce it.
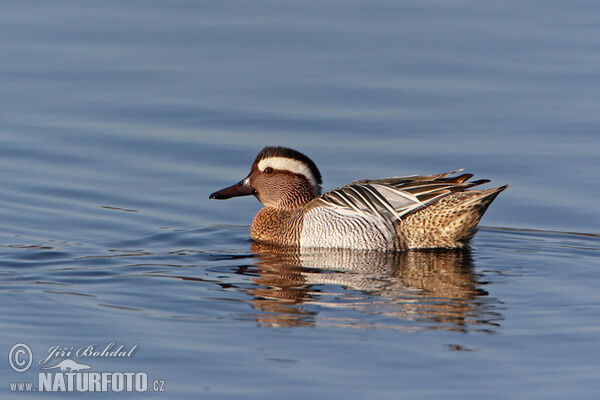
[250,207,304,247]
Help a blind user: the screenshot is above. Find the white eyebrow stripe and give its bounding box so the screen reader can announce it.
[258,157,319,191]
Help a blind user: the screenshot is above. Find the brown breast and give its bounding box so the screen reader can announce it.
[250,207,304,247]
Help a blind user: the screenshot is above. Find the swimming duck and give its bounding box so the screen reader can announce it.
[210,146,506,251]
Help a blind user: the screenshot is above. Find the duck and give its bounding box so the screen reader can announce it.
[210,146,506,251]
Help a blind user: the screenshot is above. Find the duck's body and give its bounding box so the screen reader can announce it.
[210,146,506,251]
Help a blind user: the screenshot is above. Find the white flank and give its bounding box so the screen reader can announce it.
[258,157,320,194]
[300,207,395,251]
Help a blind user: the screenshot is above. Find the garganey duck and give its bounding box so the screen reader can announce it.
[210,146,506,251]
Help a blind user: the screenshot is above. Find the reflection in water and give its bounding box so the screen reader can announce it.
[243,243,503,331]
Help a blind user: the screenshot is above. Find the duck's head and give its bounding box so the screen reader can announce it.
[209,146,322,210]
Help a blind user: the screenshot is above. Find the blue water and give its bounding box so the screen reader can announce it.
[1,1,599,399]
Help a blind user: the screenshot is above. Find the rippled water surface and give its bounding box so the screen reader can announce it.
[1,1,599,399]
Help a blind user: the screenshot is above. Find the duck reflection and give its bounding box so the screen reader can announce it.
[243,242,502,331]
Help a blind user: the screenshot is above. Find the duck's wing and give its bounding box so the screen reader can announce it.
[312,170,491,221]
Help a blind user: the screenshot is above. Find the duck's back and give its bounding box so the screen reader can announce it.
[298,172,506,251]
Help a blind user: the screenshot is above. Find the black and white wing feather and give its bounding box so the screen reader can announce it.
[312,170,490,222]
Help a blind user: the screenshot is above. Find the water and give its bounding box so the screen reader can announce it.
[1,0,599,398]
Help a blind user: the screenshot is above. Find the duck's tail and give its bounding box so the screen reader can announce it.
[397,185,507,249]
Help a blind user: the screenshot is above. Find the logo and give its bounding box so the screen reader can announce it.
[7,342,165,393]
[41,359,91,372]
[9,344,33,373]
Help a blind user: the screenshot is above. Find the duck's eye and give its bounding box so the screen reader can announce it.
[263,167,273,174]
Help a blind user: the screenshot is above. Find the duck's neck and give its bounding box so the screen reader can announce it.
[250,207,304,246]
[275,188,315,210]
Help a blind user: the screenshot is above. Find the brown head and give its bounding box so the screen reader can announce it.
[209,146,322,210]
